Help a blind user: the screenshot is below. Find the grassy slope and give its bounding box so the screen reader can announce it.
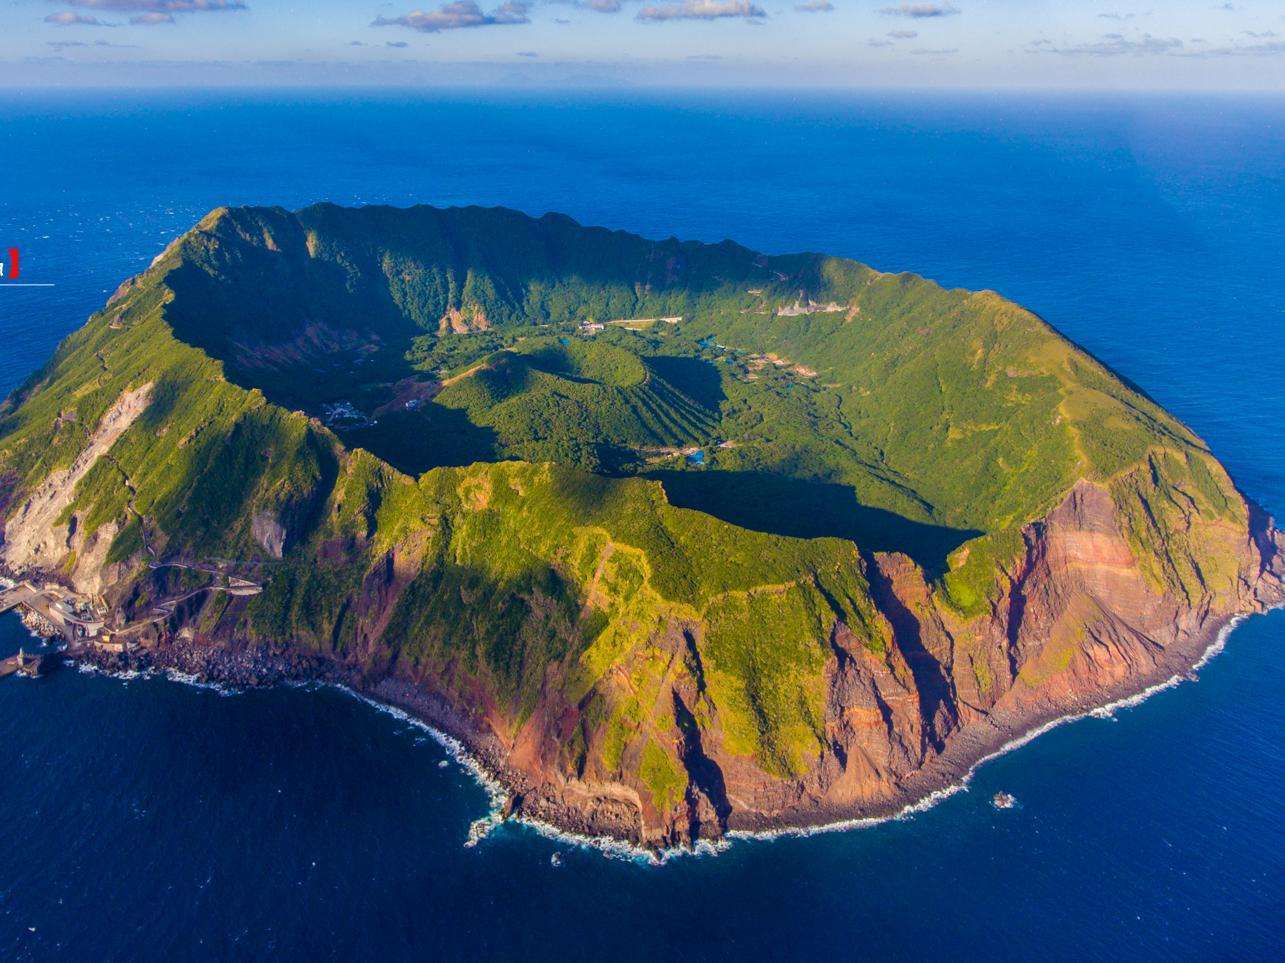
[0,204,1252,812]
[428,339,720,469]
[0,222,882,799]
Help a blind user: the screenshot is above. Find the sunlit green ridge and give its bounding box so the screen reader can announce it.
[0,203,1248,803]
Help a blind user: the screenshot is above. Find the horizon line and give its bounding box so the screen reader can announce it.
[2,82,1285,96]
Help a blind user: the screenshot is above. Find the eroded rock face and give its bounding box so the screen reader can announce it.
[707,479,1282,837]
[1,383,152,575]
[443,478,1283,845]
[48,471,1283,851]
[5,203,1281,852]
[438,306,490,335]
[252,512,286,558]
[8,392,1278,851]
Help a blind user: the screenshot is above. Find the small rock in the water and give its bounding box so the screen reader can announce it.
[992,791,1017,810]
[550,852,563,867]
[437,760,449,769]
[465,814,499,848]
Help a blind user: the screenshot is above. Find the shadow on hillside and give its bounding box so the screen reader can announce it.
[341,406,498,475]
[647,469,979,579]
[644,355,726,410]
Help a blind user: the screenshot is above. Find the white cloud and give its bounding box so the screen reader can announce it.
[1029,32,1183,56]
[57,1,246,10]
[44,12,114,25]
[636,0,766,22]
[879,3,959,18]
[373,2,532,33]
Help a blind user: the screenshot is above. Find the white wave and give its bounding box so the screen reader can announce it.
[162,668,240,696]
[74,660,146,682]
[69,658,231,692]
[331,613,1261,861]
[336,686,509,813]
[1089,615,1243,719]
[510,814,730,866]
[728,613,1252,847]
[726,783,964,845]
[465,813,501,848]
[336,686,730,865]
[73,655,143,678]
[59,609,1266,865]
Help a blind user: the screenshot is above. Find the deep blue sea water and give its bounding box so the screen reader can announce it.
[0,90,1281,960]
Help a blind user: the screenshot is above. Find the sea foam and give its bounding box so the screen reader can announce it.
[333,614,1257,862]
[60,612,1258,865]
[728,614,1253,847]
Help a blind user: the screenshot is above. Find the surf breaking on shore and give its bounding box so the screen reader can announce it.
[329,612,1262,863]
[726,613,1255,847]
[33,607,1265,866]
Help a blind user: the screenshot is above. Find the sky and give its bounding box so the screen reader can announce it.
[3,0,1285,88]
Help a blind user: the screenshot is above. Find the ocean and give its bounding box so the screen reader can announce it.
[0,90,1281,960]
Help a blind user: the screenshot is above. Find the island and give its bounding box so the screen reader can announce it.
[1,203,1280,849]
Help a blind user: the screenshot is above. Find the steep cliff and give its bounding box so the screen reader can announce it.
[1,204,1279,847]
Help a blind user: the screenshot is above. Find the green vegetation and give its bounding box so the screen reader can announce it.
[0,203,1252,817]
[428,338,720,473]
[640,739,687,813]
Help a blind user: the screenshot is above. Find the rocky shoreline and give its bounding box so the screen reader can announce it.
[5,200,1283,860]
[63,593,1275,856]
[724,606,1256,838]
[71,634,659,848]
[15,468,1285,855]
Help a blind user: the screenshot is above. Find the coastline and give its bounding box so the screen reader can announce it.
[729,611,1253,845]
[721,606,1256,841]
[56,604,1270,865]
